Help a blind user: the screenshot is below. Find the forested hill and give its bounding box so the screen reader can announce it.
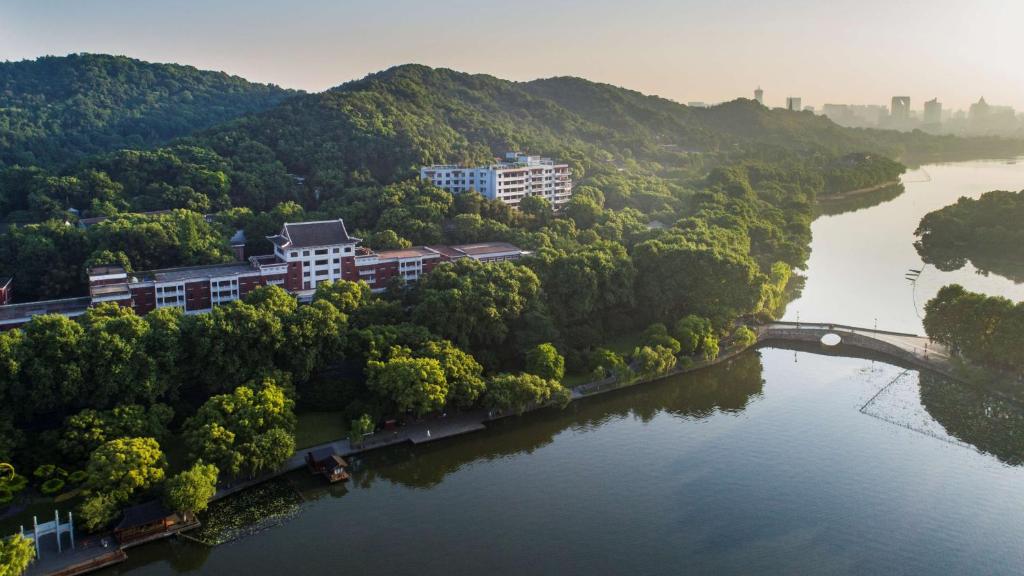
[0,54,295,168]
[195,64,1022,190]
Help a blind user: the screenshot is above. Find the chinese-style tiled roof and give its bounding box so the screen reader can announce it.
[280,220,354,248]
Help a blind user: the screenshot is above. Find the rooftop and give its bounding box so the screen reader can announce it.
[137,261,256,284]
[279,219,355,249]
[372,246,440,260]
[87,264,128,276]
[0,277,10,289]
[115,500,173,531]
[0,296,91,323]
[451,242,523,257]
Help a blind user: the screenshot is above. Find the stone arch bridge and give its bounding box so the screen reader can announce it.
[755,321,953,375]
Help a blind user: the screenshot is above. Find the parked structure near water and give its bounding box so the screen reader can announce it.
[420,152,573,208]
[0,219,525,329]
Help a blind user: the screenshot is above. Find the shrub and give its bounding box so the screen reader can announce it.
[40,478,66,495]
[67,470,88,485]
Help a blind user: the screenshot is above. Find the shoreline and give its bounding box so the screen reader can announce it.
[210,321,960,505]
[818,179,902,202]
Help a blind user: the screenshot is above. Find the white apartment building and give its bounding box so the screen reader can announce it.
[420,152,572,208]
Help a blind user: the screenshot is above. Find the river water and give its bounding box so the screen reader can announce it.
[105,159,1024,575]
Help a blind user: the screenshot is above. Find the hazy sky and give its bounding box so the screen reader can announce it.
[3,0,1022,111]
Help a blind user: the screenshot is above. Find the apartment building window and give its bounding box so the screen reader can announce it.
[290,252,298,258]
[303,271,311,277]
[315,259,328,266]
[302,250,310,257]
[315,249,328,255]
[332,248,340,254]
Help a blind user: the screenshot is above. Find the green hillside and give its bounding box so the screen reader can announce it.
[0,53,295,168]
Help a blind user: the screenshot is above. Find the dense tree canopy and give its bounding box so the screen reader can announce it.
[915,190,1024,282]
[0,54,292,169]
[183,377,296,478]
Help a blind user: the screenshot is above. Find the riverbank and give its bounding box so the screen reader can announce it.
[819,179,901,202]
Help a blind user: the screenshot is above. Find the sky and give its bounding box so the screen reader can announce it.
[3,0,1023,111]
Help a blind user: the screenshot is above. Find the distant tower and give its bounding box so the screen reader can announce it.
[923,98,942,125]
[754,86,764,105]
[891,96,911,121]
[786,97,802,112]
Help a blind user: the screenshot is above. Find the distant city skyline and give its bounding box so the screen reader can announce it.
[3,0,1023,111]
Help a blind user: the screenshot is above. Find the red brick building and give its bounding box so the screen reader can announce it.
[0,219,524,329]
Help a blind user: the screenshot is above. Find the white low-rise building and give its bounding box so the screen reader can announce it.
[420,152,572,208]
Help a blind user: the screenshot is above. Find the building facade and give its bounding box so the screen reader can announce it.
[923,98,942,125]
[0,219,525,329]
[786,97,802,112]
[420,152,572,208]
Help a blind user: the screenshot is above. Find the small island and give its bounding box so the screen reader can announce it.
[915,189,1024,282]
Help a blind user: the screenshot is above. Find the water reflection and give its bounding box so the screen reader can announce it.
[815,184,905,217]
[343,351,765,491]
[919,371,1024,465]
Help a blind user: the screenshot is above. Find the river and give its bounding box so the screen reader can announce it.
[103,158,1024,575]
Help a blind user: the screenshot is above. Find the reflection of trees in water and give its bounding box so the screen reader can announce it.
[336,352,765,491]
[919,371,1024,465]
[917,247,1024,285]
[816,184,905,218]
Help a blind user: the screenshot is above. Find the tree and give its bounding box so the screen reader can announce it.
[9,314,84,417]
[732,326,758,348]
[525,343,565,382]
[241,428,295,477]
[60,404,173,464]
[642,324,682,355]
[633,345,677,378]
[0,534,35,576]
[79,303,155,407]
[633,227,764,325]
[412,259,548,360]
[672,315,718,359]
[366,350,448,416]
[281,300,347,383]
[243,285,298,317]
[85,437,166,502]
[164,462,218,521]
[182,300,284,394]
[518,196,553,230]
[563,194,603,229]
[78,492,119,533]
[483,373,569,414]
[313,280,371,315]
[418,340,485,409]
[183,377,296,478]
[349,414,375,446]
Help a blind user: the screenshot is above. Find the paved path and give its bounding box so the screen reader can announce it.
[212,410,492,501]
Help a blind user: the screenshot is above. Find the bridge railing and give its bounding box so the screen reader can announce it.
[763,320,922,338]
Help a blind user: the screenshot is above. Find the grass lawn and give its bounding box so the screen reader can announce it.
[295,411,348,450]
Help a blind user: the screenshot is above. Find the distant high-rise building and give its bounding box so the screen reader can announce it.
[969,97,990,121]
[754,86,764,105]
[923,98,942,125]
[891,96,911,121]
[786,97,802,112]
